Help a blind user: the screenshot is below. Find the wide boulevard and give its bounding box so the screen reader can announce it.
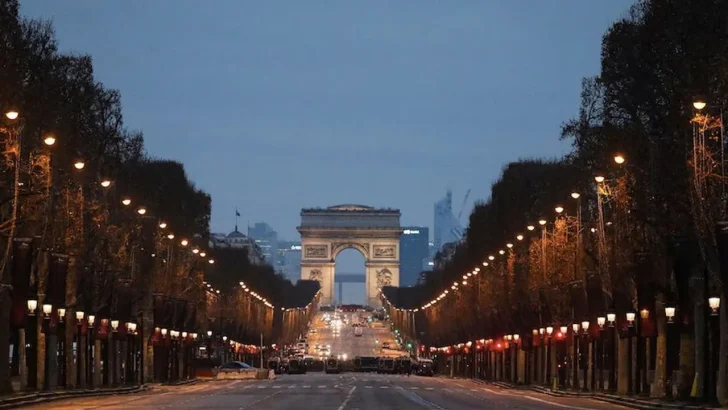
[19,308,631,409]
[22,374,630,410]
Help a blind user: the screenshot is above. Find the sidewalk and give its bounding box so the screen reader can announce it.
[468,379,716,410]
[0,384,150,409]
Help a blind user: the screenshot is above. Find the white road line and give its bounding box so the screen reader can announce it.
[380,386,389,389]
[273,385,281,389]
[365,385,372,389]
[303,385,311,389]
[523,396,596,410]
[243,385,253,389]
[318,385,327,388]
[425,387,434,391]
[257,385,266,389]
[337,386,357,410]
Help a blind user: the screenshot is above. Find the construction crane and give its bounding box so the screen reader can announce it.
[449,189,471,240]
[457,189,471,221]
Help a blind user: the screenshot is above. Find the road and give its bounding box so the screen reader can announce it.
[306,310,402,358]
[22,373,631,409]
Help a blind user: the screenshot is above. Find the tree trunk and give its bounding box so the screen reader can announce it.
[0,289,14,393]
[679,333,695,398]
[618,337,629,394]
[652,294,667,397]
[694,292,706,398]
[718,297,728,405]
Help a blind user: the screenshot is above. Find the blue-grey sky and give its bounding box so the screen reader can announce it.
[21,0,634,238]
[22,1,634,302]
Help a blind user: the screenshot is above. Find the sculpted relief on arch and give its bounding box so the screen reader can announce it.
[376,268,393,289]
[308,269,323,283]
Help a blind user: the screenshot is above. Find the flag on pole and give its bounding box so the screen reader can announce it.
[236,210,241,217]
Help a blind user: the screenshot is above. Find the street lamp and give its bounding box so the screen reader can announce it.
[693,97,707,110]
[594,175,605,183]
[27,299,38,315]
[122,198,132,206]
[167,233,175,239]
[626,312,636,327]
[5,110,19,120]
[100,179,111,188]
[597,316,606,328]
[208,259,215,264]
[74,161,85,170]
[158,222,167,229]
[614,154,626,165]
[527,225,535,231]
[607,313,616,327]
[111,320,119,332]
[555,206,564,214]
[43,135,56,146]
[571,192,580,199]
[75,311,84,323]
[709,297,721,315]
[137,207,147,215]
[665,307,676,323]
[42,304,52,317]
[516,234,524,241]
[180,239,188,246]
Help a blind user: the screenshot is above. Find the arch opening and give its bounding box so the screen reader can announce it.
[334,248,366,305]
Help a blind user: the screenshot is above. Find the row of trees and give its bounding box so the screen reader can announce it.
[388,0,728,404]
[0,0,316,392]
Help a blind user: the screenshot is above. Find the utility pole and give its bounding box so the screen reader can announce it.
[260,333,264,368]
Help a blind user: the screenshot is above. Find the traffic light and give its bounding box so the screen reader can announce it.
[407,343,412,349]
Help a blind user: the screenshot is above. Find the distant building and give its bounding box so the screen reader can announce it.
[399,227,429,287]
[276,240,302,283]
[247,222,279,264]
[209,226,266,265]
[434,190,464,251]
[422,242,436,272]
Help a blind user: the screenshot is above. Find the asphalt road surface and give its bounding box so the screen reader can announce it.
[22,373,631,409]
[306,311,403,359]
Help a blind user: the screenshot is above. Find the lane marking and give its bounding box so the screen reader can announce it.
[411,387,419,390]
[238,390,283,410]
[380,386,389,389]
[425,387,434,391]
[318,385,327,388]
[273,385,281,389]
[365,385,372,389]
[336,386,357,410]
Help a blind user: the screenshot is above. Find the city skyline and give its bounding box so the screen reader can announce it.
[20,1,635,241]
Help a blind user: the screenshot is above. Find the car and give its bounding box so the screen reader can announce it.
[417,358,434,376]
[382,342,391,349]
[214,361,258,379]
[287,358,307,374]
[325,358,341,374]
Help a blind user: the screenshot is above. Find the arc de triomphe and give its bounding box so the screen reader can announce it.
[298,205,401,307]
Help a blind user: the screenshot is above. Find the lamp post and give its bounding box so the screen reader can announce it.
[597,316,606,390]
[572,323,580,389]
[26,297,39,390]
[75,310,84,388]
[581,321,590,392]
[607,312,616,391]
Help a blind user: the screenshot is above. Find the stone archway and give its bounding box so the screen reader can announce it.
[298,204,401,307]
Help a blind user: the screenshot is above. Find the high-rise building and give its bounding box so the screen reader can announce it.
[247,222,278,264]
[276,240,302,283]
[399,227,429,287]
[434,189,464,251]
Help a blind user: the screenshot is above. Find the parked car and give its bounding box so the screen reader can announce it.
[214,361,258,379]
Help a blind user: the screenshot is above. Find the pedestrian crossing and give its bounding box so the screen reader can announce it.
[236,383,461,393]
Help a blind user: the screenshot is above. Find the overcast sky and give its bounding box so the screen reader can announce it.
[22,1,635,303]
